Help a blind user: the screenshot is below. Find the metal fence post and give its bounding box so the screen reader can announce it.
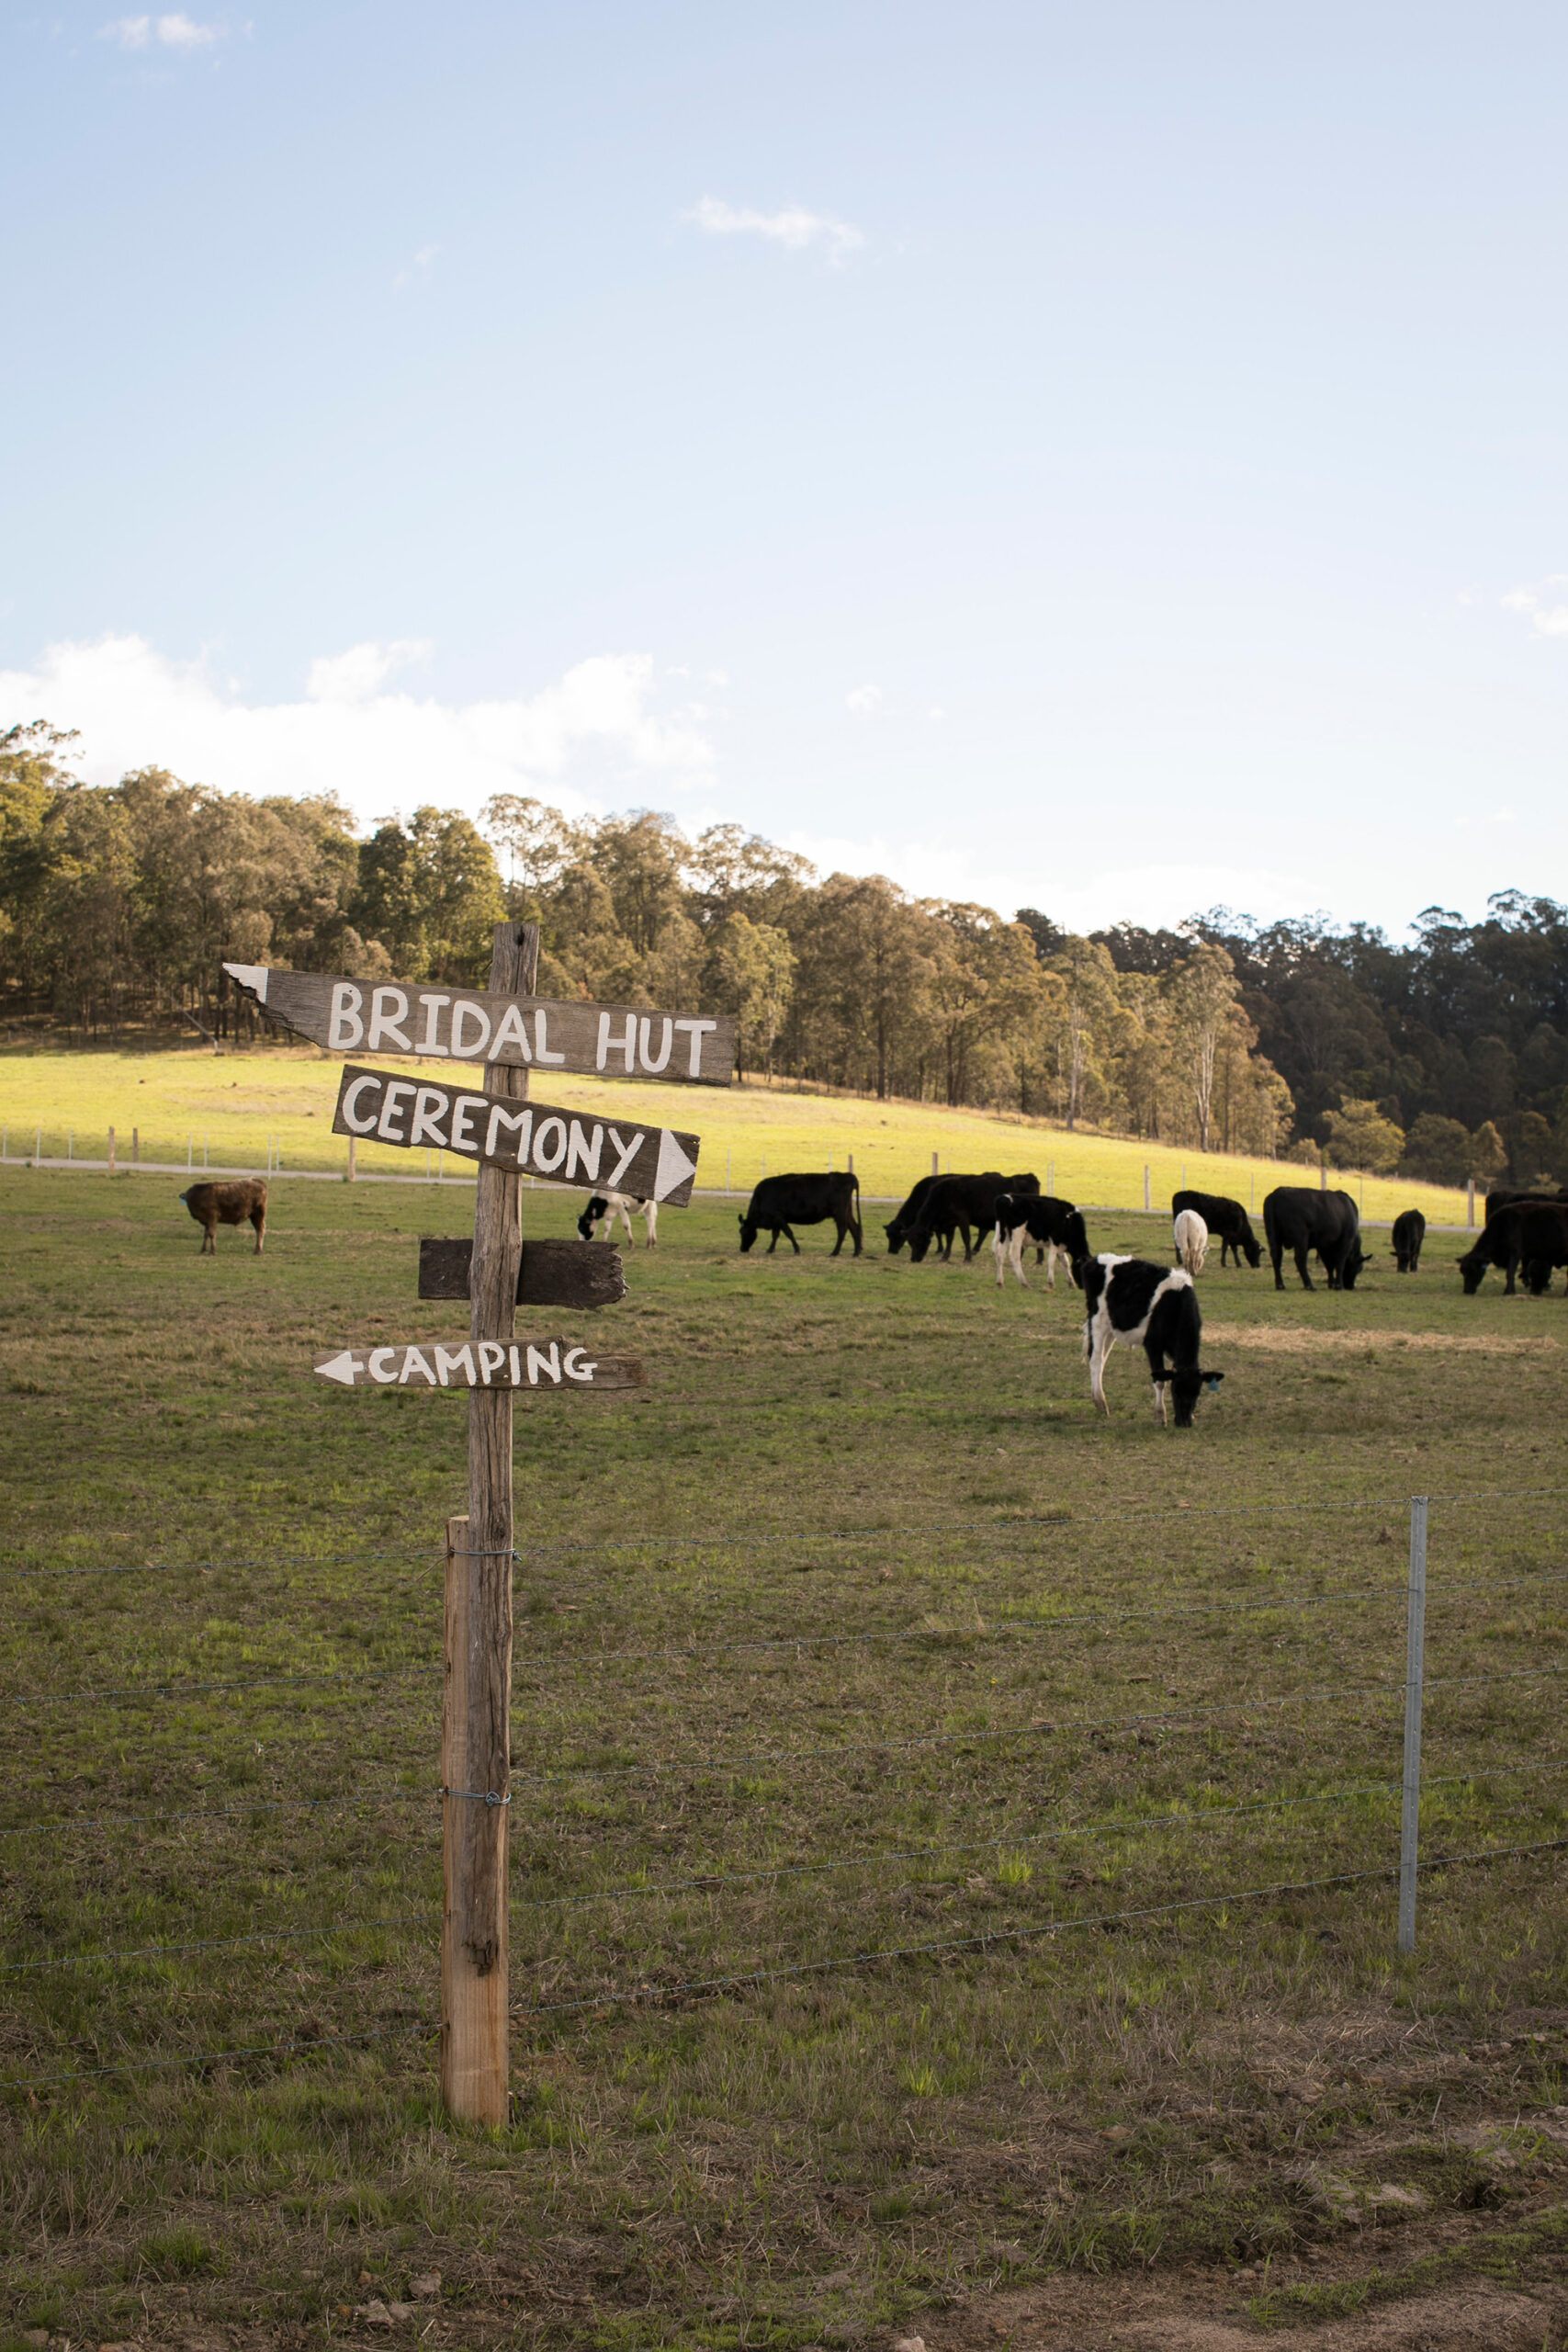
[1398,1495,1428,1955]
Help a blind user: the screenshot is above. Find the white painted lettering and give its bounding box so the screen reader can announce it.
[410,1086,450,1148]
[597,1011,637,1072]
[526,1342,563,1385]
[400,1346,437,1385]
[340,1075,382,1134]
[508,1344,521,1384]
[369,988,412,1051]
[367,1348,399,1384]
[478,1340,507,1385]
[485,1103,532,1163]
[329,982,365,1048]
[450,1000,491,1058]
[417,993,450,1055]
[488,1002,533,1063]
[566,1119,604,1181]
[434,1343,476,1386]
[563,1346,596,1383]
[378,1080,416,1142]
[449,1093,485,1153]
[532,1114,567,1172]
[673,1016,718,1076]
[534,1008,566,1065]
[638,1015,673,1073]
[604,1125,646,1188]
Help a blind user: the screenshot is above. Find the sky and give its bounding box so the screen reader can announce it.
[3,2,1567,939]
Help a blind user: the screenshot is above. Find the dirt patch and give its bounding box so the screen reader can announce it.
[1207,1323,1563,1357]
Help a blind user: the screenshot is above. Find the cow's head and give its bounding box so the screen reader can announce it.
[883,1220,905,1255]
[576,1197,604,1241]
[1165,1368,1224,1428]
[1457,1248,1488,1295]
[1061,1211,1090,1274]
[1241,1232,1263,1268]
[906,1230,933,1264]
[1339,1238,1367,1289]
[738,1215,757,1254]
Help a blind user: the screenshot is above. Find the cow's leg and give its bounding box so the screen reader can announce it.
[1505,1249,1519,1295]
[784,1224,801,1255]
[1089,1331,1113,1416]
[850,1213,863,1257]
[1012,1227,1031,1287]
[203,1220,217,1255]
[644,1204,658,1247]
[993,1226,1008,1287]
[252,1206,265,1255]
[829,1218,846,1257]
[1271,1244,1285,1291]
[1294,1243,1314,1290]
[766,1226,781,1253]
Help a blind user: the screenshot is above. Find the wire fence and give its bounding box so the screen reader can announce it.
[1,1491,1563,2098]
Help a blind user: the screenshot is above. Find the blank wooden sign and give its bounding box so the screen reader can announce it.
[419,1238,627,1309]
[314,1340,645,1391]
[330,1067,701,1204]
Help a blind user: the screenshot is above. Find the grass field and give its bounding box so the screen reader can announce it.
[0,1039,1475,1227]
[2,1164,1566,2350]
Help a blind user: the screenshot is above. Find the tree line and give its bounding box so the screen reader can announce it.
[4,719,1565,1180]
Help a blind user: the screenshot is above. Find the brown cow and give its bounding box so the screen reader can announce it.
[180,1179,267,1254]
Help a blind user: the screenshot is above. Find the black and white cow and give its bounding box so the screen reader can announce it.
[1392,1207,1426,1272]
[1077,1253,1224,1428]
[739,1171,863,1256]
[905,1171,1039,1264]
[992,1193,1089,1288]
[1262,1186,1366,1292]
[577,1192,658,1247]
[1171,1189,1263,1270]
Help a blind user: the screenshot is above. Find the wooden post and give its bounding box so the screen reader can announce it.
[132,1126,139,1166]
[347,1134,357,1184]
[441,921,536,2127]
[1143,1163,1150,1212]
[107,1125,116,1177]
[931,1150,939,1177]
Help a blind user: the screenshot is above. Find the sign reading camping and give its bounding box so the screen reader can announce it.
[315,1339,644,1392]
[223,963,736,1086]
[330,1065,701,1203]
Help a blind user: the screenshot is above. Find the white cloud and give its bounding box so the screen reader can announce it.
[393,242,439,291]
[1502,578,1568,638]
[0,635,715,830]
[845,684,882,714]
[685,196,863,266]
[101,13,230,48]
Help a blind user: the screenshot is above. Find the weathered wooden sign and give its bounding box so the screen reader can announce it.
[222,963,736,1086]
[314,1340,644,1391]
[419,1237,626,1308]
[331,1065,701,1203]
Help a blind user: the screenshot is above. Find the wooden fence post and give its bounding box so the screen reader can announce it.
[440,920,536,2127]
[107,1126,116,1177]
[347,1135,357,1184]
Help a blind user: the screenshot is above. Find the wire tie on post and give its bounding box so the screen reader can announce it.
[440,1786,512,1806]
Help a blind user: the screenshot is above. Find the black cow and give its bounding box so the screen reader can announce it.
[993,1192,1089,1288]
[1262,1186,1366,1292]
[1393,1208,1426,1272]
[180,1179,267,1255]
[885,1170,1038,1257]
[1171,1188,1262,1270]
[1077,1254,1224,1428]
[1459,1203,1568,1296]
[906,1171,1040,1264]
[739,1171,863,1257]
[1484,1186,1568,1226]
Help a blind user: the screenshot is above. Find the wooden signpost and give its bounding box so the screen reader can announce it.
[298,921,717,2126]
[221,962,737,1085]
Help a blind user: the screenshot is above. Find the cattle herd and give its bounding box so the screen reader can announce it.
[174,1157,1568,1432]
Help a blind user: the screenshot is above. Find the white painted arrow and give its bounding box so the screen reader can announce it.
[314,1350,363,1385]
[653,1126,698,1202]
[223,962,270,1002]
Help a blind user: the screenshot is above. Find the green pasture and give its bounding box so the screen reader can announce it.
[0,1038,1473,1225]
[0,1165,1564,2347]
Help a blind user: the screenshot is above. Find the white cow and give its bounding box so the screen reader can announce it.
[1173,1207,1208,1276]
[578,1192,658,1247]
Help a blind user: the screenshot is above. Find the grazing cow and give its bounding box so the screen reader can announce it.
[993,1193,1089,1288]
[1173,1208,1209,1275]
[1077,1253,1224,1428]
[1459,1203,1568,1296]
[739,1171,863,1256]
[577,1192,658,1247]
[885,1170,1038,1257]
[180,1179,267,1255]
[906,1171,1040,1265]
[1393,1208,1426,1272]
[1262,1186,1366,1292]
[1171,1188,1262,1270]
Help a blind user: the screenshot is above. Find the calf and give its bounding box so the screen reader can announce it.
[906,1171,1040,1264]
[1173,1207,1208,1275]
[1077,1253,1224,1428]
[1459,1203,1568,1295]
[180,1179,267,1255]
[1171,1188,1262,1269]
[1263,1186,1365,1291]
[577,1192,658,1247]
[993,1193,1089,1288]
[1393,1207,1426,1272]
[739,1171,863,1256]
